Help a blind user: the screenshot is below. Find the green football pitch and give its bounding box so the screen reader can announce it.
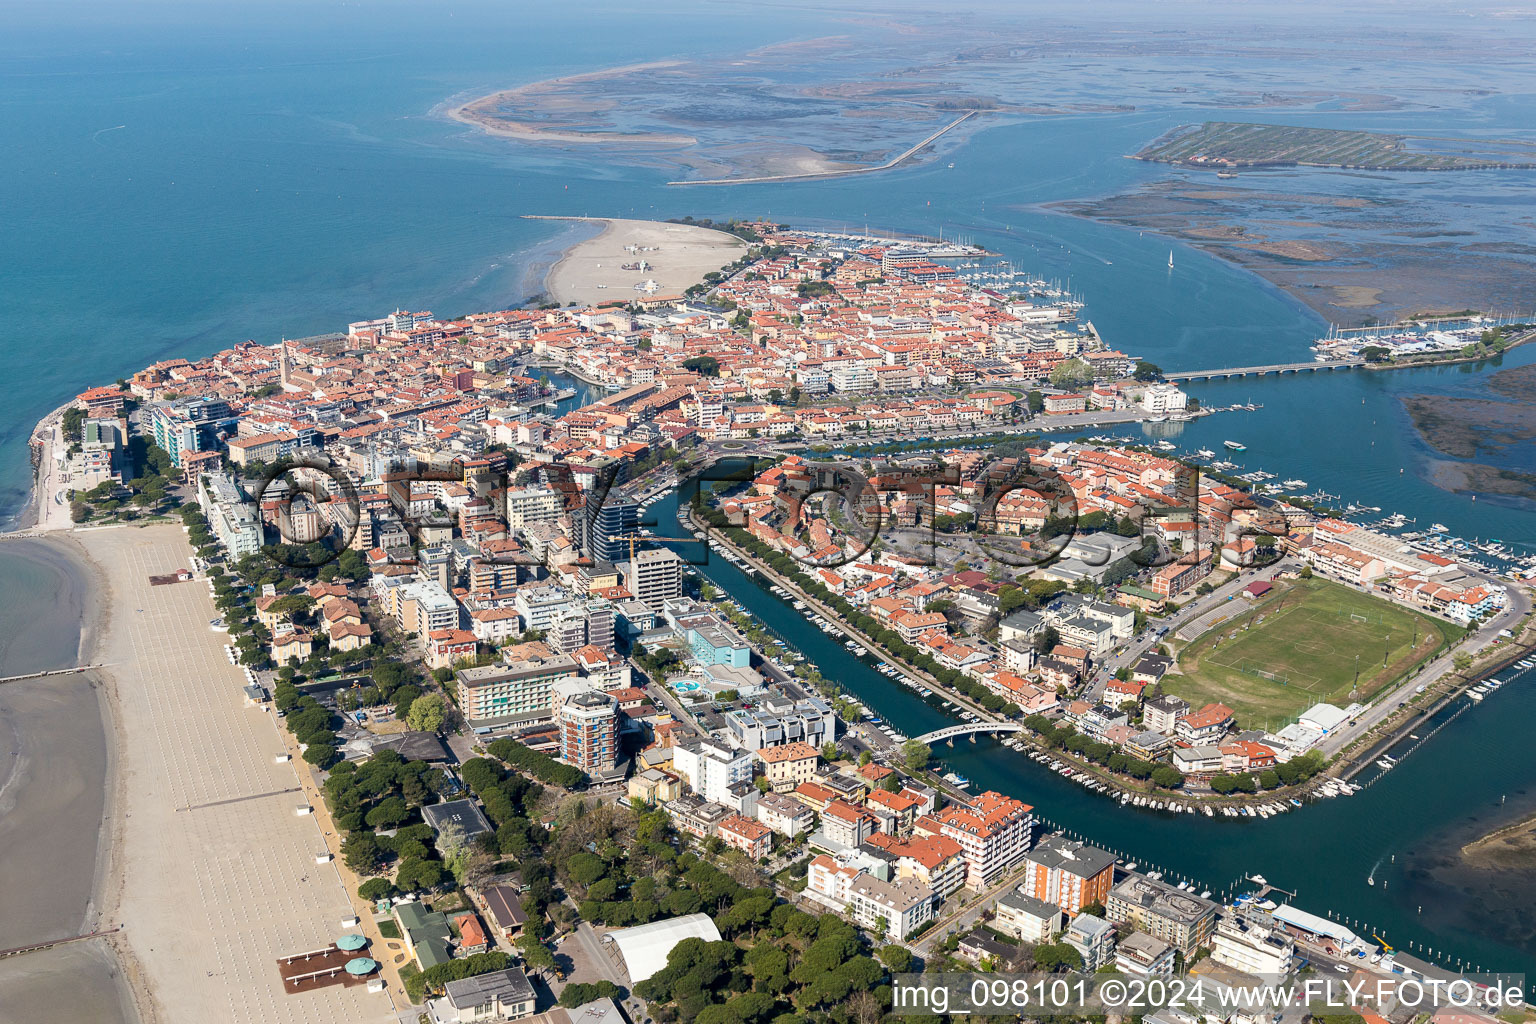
[1165,578,1462,729]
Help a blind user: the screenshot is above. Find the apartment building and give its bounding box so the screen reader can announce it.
[846,875,935,940]
[671,737,755,806]
[722,696,836,750]
[1106,873,1218,958]
[455,653,580,724]
[1064,913,1117,971]
[995,890,1067,944]
[921,790,1034,889]
[755,792,815,837]
[755,741,819,793]
[1210,913,1296,977]
[558,690,618,773]
[1115,932,1176,976]
[622,548,685,610]
[1020,836,1116,916]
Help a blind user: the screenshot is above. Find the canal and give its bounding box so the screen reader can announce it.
[646,482,1536,979]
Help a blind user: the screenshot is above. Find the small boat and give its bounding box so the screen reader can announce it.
[1168,250,1174,269]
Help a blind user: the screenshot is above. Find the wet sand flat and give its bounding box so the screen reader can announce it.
[77,525,393,1024]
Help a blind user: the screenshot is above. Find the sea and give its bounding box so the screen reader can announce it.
[3,0,1535,1005]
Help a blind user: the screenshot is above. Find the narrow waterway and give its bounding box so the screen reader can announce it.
[648,482,1536,980]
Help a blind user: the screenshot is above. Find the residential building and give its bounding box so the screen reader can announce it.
[1142,694,1190,735]
[456,653,580,724]
[628,768,683,807]
[1116,932,1177,976]
[1021,836,1116,916]
[718,814,773,859]
[755,791,815,837]
[846,875,935,940]
[723,696,836,750]
[623,548,685,611]
[995,890,1068,944]
[198,471,263,557]
[755,741,820,792]
[1064,913,1117,970]
[671,737,755,805]
[559,690,619,773]
[923,790,1034,889]
[434,967,537,1023]
[1211,913,1296,977]
[821,800,877,848]
[1106,873,1218,958]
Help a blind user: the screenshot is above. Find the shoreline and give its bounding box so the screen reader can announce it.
[0,532,144,1024]
[527,215,747,308]
[447,61,697,148]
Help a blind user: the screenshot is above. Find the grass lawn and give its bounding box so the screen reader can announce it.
[1165,577,1462,729]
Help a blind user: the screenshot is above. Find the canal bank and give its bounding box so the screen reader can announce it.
[647,481,1536,981]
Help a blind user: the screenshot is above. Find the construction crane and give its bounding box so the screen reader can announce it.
[617,532,693,567]
[1372,933,1394,954]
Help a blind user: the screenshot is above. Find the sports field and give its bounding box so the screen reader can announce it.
[1165,578,1462,729]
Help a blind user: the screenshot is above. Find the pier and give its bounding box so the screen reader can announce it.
[0,927,121,960]
[1165,358,1365,382]
[0,664,103,687]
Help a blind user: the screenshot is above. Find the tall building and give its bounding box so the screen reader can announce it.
[197,471,263,557]
[623,548,684,611]
[559,690,618,773]
[455,653,580,724]
[151,397,232,467]
[671,737,755,805]
[922,790,1034,889]
[505,486,562,531]
[1020,836,1116,916]
[583,495,637,563]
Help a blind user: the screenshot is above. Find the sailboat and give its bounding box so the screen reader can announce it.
[1168,250,1174,269]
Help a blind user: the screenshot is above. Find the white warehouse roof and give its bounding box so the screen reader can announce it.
[1298,703,1349,733]
[602,913,722,982]
[1273,903,1359,946]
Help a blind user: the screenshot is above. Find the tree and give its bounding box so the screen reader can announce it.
[900,739,931,772]
[1133,360,1164,381]
[365,796,410,829]
[684,356,720,378]
[395,856,445,892]
[303,743,338,768]
[1048,358,1094,388]
[878,944,913,972]
[357,877,395,902]
[1151,765,1185,790]
[1452,652,1473,674]
[342,831,385,873]
[407,693,450,733]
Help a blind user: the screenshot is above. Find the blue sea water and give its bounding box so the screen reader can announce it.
[4,0,1536,984]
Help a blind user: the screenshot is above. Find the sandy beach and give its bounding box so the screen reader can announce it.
[71,524,394,1024]
[534,216,747,307]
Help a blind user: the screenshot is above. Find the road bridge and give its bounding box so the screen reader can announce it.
[1165,358,1364,382]
[914,722,1025,745]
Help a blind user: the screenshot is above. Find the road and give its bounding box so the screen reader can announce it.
[1317,578,1532,757]
[1084,561,1295,702]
